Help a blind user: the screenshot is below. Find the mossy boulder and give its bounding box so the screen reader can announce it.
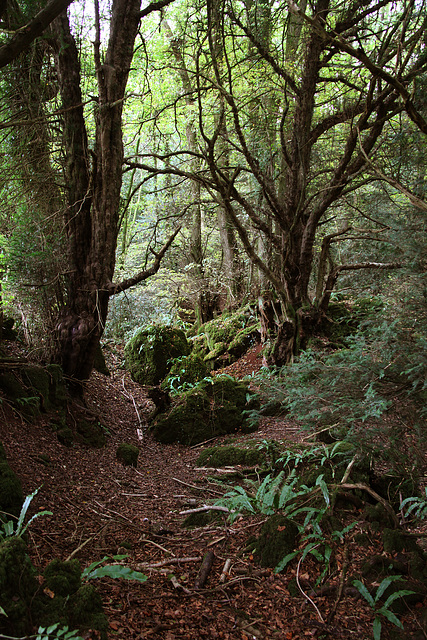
[252,514,299,569]
[41,561,108,638]
[57,427,74,447]
[46,364,67,407]
[161,352,208,393]
[152,375,259,445]
[69,583,108,636]
[125,325,190,385]
[44,559,82,597]
[116,443,139,467]
[196,306,260,368]
[1,317,17,340]
[197,443,270,468]
[0,537,38,635]
[0,364,67,419]
[75,419,106,448]
[21,365,50,410]
[0,460,24,518]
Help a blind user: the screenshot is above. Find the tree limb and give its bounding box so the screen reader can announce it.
[0,0,75,68]
[107,227,181,295]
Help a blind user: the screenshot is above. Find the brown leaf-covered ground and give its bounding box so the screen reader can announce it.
[1,344,426,639]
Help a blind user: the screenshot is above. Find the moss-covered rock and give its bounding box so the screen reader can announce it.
[197,443,271,468]
[21,365,50,410]
[0,364,67,419]
[252,514,299,568]
[0,372,28,402]
[75,419,106,448]
[0,460,24,518]
[57,427,74,447]
[161,352,208,393]
[116,443,139,467]
[69,583,108,637]
[152,375,258,445]
[41,563,108,639]
[0,537,38,635]
[125,325,190,385]
[1,317,17,340]
[44,559,82,597]
[46,364,67,407]
[195,306,260,369]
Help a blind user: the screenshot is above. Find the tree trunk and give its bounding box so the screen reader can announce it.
[52,0,142,390]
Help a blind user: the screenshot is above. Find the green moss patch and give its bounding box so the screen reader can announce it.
[152,375,259,445]
[161,352,208,393]
[75,419,106,448]
[125,325,190,385]
[252,514,299,569]
[116,443,139,467]
[0,460,23,518]
[197,444,270,468]
[0,537,38,635]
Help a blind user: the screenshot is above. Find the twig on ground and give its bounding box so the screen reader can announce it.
[179,505,229,515]
[139,538,175,556]
[327,544,349,623]
[173,477,224,496]
[219,558,232,583]
[65,524,109,561]
[135,556,201,569]
[93,500,136,524]
[195,550,215,589]
[296,553,325,623]
[169,574,192,594]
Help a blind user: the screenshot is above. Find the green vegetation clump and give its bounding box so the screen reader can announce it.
[252,514,299,568]
[21,365,50,409]
[124,325,190,385]
[0,458,24,518]
[0,537,38,635]
[116,443,139,467]
[194,306,259,368]
[161,352,208,393]
[152,375,258,445]
[0,364,67,420]
[68,583,108,636]
[75,419,106,448]
[44,558,82,597]
[56,427,74,447]
[196,444,270,468]
[46,364,67,407]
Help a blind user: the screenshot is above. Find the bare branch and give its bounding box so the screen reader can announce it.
[0,0,74,68]
[108,227,181,295]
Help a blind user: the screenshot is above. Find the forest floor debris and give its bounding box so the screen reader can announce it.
[1,344,426,639]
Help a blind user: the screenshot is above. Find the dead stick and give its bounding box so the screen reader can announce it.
[173,477,223,496]
[195,550,215,589]
[219,558,232,583]
[328,544,349,623]
[337,483,399,527]
[135,557,201,570]
[180,505,229,515]
[169,574,192,594]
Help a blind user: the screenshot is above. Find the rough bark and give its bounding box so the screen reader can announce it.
[51,0,175,390]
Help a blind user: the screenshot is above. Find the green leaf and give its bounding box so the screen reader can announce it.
[0,605,7,616]
[352,579,375,608]
[373,616,382,640]
[84,564,147,582]
[274,550,299,573]
[383,589,415,610]
[375,575,402,602]
[377,607,404,628]
[46,623,59,634]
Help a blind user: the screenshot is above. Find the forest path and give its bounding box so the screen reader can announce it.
[0,344,420,639]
